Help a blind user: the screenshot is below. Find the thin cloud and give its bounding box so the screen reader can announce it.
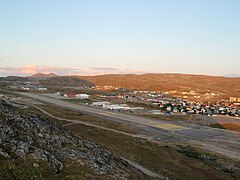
[0,65,145,76]
[88,67,120,71]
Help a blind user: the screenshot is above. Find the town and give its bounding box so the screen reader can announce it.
[8,80,240,117]
[14,82,239,117]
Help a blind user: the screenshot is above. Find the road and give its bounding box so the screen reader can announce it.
[19,92,240,160]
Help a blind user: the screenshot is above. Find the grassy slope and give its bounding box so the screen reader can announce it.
[0,156,111,180]
[66,124,235,180]
[22,105,238,180]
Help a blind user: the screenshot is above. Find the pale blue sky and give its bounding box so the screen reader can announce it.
[0,0,240,76]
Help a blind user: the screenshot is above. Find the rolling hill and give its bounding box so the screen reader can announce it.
[28,73,59,79]
[0,75,94,88]
[1,73,240,99]
[75,74,240,98]
[40,76,95,87]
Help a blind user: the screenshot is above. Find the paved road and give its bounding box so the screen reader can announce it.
[19,92,240,160]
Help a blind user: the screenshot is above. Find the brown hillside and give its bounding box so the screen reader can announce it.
[40,76,95,87]
[74,74,240,98]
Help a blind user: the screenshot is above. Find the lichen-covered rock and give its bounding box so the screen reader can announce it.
[0,148,10,158]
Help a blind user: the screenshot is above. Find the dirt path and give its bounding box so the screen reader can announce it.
[33,105,162,179]
[33,105,148,139]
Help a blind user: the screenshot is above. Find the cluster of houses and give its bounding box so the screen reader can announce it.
[154,101,240,117]
[167,91,218,100]
[21,85,235,117]
[229,97,240,102]
[95,90,240,117]
[131,90,218,101]
[49,89,240,117]
[133,92,240,116]
[99,90,172,102]
[10,82,48,91]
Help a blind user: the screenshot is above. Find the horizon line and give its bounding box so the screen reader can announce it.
[1,72,240,78]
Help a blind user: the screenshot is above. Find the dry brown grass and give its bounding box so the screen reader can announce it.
[75,73,240,98]
[221,123,240,132]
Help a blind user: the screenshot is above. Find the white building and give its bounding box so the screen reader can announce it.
[37,87,48,91]
[103,104,127,110]
[54,92,61,96]
[92,101,110,106]
[21,87,30,91]
[76,94,89,99]
[194,96,201,99]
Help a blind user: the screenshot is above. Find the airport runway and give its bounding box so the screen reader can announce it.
[19,92,240,160]
[19,93,219,136]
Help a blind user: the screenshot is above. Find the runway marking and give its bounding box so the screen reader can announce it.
[150,123,190,131]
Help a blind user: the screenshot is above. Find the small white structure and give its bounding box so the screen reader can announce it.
[21,87,30,91]
[54,92,61,96]
[103,104,127,110]
[37,87,48,91]
[129,107,144,111]
[63,93,68,97]
[76,94,89,99]
[92,101,110,106]
[150,110,162,115]
[166,106,172,112]
[194,96,201,99]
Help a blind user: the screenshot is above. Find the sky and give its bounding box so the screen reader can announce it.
[0,0,240,76]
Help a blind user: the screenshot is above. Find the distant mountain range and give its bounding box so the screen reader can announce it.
[224,73,240,78]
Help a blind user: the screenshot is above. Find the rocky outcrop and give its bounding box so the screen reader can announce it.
[0,100,144,179]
